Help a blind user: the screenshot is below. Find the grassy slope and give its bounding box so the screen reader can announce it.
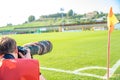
[3,30,120,80]
[0,19,61,30]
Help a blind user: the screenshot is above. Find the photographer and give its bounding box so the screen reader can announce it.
[0,36,45,80]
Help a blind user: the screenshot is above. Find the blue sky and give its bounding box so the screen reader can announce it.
[0,0,119,26]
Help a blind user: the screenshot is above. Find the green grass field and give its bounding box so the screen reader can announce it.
[3,30,120,80]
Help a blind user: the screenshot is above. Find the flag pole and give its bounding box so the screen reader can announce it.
[106,6,119,80]
[107,30,111,80]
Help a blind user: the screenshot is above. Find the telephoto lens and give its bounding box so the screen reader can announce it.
[23,40,53,55]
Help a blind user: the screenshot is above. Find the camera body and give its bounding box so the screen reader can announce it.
[17,46,27,55]
[17,40,52,58]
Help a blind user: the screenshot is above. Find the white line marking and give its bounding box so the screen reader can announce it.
[40,67,106,79]
[104,59,120,79]
[73,66,107,73]
[40,67,72,74]
[40,59,120,79]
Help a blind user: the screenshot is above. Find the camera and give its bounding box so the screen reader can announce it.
[17,46,27,55]
[17,40,53,58]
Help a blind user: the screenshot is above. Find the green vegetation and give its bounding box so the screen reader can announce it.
[1,10,120,34]
[3,30,120,80]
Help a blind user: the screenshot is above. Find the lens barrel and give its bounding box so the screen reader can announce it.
[23,40,53,55]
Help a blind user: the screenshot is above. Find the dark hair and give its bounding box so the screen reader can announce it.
[0,36,16,55]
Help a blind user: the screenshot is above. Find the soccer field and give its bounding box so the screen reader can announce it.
[5,30,120,80]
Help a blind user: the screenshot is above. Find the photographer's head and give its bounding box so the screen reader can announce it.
[0,36,18,58]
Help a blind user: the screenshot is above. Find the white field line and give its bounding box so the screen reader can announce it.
[73,66,107,73]
[40,59,120,79]
[104,59,120,79]
[40,67,106,79]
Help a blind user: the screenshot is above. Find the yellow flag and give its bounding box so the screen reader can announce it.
[107,7,119,33]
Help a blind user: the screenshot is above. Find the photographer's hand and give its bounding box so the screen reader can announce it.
[40,74,46,80]
[18,48,31,59]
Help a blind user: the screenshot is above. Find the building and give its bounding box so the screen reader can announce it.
[85,11,98,19]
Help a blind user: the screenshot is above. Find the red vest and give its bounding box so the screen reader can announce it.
[0,59,39,80]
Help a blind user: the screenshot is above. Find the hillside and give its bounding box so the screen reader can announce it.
[0,12,120,34]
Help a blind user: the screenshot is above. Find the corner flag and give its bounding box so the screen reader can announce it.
[107,7,119,33]
[107,7,119,80]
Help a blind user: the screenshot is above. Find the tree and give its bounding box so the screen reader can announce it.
[28,15,35,22]
[7,23,12,26]
[67,9,74,17]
